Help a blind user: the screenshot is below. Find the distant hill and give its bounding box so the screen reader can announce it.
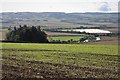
[0,12,118,29]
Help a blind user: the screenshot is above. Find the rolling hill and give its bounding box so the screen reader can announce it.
[0,12,118,29]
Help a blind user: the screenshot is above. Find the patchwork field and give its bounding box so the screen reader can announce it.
[1,43,119,79]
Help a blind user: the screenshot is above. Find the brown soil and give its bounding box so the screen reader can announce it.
[0,32,2,40]
[2,56,119,79]
[89,40,119,45]
[0,31,6,40]
[46,31,83,36]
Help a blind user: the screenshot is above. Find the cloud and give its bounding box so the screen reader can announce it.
[98,2,111,12]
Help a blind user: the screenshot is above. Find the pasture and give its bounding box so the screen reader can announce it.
[1,43,119,78]
[49,35,85,41]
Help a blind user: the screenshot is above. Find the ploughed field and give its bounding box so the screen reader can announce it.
[1,43,119,78]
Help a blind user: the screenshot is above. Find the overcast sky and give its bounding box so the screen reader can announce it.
[0,0,119,13]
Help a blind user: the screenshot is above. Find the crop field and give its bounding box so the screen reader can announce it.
[1,43,120,79]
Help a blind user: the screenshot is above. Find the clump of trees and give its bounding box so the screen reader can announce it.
[6,25,48,43]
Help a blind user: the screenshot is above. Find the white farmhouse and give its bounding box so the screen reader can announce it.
[96,37,101,41]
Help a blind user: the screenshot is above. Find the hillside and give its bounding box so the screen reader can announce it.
[0,12,118,29]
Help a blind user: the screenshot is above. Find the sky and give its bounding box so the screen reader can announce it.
[0,0,119,13]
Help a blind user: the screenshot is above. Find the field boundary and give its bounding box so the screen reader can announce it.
[2,48,67,52]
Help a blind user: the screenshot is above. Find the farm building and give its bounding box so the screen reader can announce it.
[96,37,101,41]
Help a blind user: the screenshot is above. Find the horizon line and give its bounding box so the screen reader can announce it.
[0,11,119,13]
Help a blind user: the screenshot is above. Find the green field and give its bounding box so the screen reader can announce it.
[49,35,85,41]
[1,43,119,78]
